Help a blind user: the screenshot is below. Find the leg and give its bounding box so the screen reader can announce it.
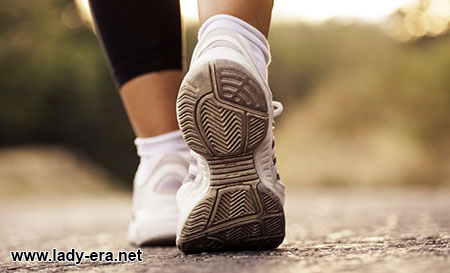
[89,0,182,137]
[89,0,190,246]
[120,71,181,137]
[198,0,274,37]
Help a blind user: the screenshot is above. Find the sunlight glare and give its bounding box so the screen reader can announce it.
[76,0,412,24]
[180,0,411,22]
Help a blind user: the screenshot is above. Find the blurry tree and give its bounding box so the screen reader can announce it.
[0,0,137,185]
[388,0,450,42]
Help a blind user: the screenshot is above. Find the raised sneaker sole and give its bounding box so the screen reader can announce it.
[128,215,178,246]
[176,59,285,253]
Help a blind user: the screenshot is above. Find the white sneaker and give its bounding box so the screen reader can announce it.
[128,152,190,246]
[175,28,286,252]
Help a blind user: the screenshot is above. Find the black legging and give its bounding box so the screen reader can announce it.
[89,0,182,88]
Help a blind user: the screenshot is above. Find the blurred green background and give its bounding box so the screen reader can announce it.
[0,0,449,195]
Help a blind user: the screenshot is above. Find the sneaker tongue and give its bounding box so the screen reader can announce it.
[155,175,183,193]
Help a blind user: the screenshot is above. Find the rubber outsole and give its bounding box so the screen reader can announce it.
[128,220,178,247]
[176,59,285,253]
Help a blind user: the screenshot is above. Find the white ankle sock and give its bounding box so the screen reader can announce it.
[198,14,271,80]
[135,130,189,161]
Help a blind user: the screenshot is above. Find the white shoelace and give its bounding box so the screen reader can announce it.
[273,101,284,118]
[272,101,283,181]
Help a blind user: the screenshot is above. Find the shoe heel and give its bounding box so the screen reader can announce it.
[177,59,269,159]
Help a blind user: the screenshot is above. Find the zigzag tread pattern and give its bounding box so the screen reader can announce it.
[200,98,243,156]
[212,189,257,225]
[177,87,207,154]
[264,216,284,236]
[179,237,221,253]
[262,191,281,213]
[217,65,268,112]
[178,184,286,253]
[247,116,267,149]
[182,197,215,236]
[217,222,262,243]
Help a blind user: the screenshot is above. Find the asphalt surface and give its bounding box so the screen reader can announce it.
[1,188,449,273]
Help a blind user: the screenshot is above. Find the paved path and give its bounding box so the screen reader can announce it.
[1,189,449,272]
